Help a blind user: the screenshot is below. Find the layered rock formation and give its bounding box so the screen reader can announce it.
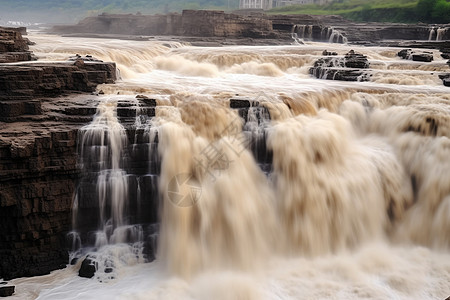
[51,10,450,45]
[53,10,275,39]
[0,26,35,63]
[0,31,117,280]
[0,60,116,122]
[309,50,371,82]
[397,48,434,62]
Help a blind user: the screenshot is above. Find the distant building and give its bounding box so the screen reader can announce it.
[272,0,332,8]
[239,0,273,10]
[238,0,332,10]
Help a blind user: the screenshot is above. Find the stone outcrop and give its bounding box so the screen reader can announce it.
[0,26,35,63]
[78,256,96,278]
[0,286,15,297]
[439,73,450,86]
[0,60,116,123]
[397,49,434,62]
[0,61,116,97]
[0,30,118,280]
[309,50,371,82]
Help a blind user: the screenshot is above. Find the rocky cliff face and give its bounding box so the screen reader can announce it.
[52,10,275,38]
[0,27,34,63]
[0,31,117,280]
[52,11,450,45]
[0,123,79,280]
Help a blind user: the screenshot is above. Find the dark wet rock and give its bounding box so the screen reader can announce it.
[68,54,103,62]
[0,123,79,279]
[441,52,450,59]
[310,67,371,81]
[412,52,433,62]
[398,49,433,62]
[309,50,370,82]
[397,49,412,59]
[79,256,97,278]
[439,74,450,87]
[322,50,337,56]
[229,98,260,108]
[136,95,157,106]
[0,286,15,297]
[344,50,369,69]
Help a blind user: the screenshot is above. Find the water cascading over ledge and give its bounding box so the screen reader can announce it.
[68,88,450,282]
[70,97,160,279]
[69,94,280,278]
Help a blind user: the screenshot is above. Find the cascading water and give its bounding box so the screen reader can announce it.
[429,26,448,41]
[327,27,348,43]
[70,97,161,280]
[8,32,450,300]
[436,27,448,41]
[428,26,436,40]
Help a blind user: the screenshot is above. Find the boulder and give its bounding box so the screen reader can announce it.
[68,54,103,62]
[0,286,15,297]
[309,50,370,82]
[344,50,369,68]
[322,50,337,56]
[439,74,450,87]
[397,48,434,62]
[397,49,412,59]
[310,67,371,81]
[79,256,97,278]
[412,52,433,62]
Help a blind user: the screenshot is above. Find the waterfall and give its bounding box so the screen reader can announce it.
[291,25,304,44]
[436,27,447,41]
[327,27,347,43]
[17,33,450,300]
[291,24,313,41]
[70,96,160,280]
[428,27,436,41]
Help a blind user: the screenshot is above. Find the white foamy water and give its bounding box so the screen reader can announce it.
[7,33,450,300]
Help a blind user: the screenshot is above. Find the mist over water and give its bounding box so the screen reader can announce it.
[8,32,450,299]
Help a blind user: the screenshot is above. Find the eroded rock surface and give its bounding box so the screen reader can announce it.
[309,50,371,82]
[0,29,117,280]
[0,26,35,63]
[51,10,450,46]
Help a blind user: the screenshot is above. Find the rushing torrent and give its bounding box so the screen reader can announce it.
[7,32,450,299]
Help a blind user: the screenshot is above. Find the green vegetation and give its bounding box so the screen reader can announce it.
[269,0,450,23]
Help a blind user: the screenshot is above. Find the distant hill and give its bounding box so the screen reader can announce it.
[269,0,450,24]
